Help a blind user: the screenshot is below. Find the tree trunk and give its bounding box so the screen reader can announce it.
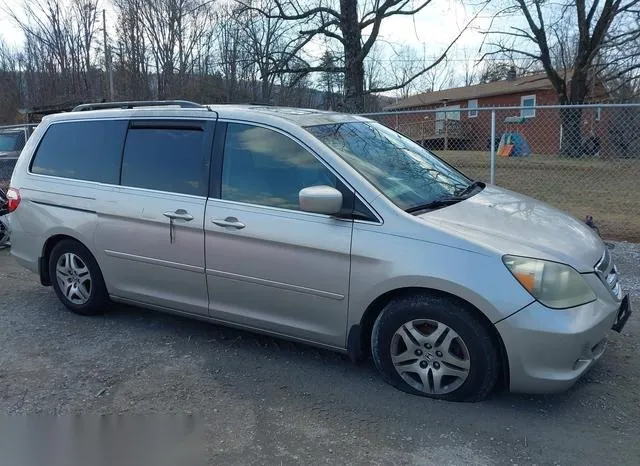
[559,69,589,157]
[560,106,583,157]
[261,76,271,104]
[340,0,364,112]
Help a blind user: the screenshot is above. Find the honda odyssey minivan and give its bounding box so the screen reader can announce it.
[7,101,631,401]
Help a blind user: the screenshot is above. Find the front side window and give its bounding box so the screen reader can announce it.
[30,120,127,184]
[221,123,337,210]
[306,121,471,211]
[521,95,536,118]
[121,122,208,196]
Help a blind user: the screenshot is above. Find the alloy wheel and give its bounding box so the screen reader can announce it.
[390,319,471,395]
[55,252,92,305]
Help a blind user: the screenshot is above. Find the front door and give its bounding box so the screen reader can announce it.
[96,119,215,315]
[204,122,352,347]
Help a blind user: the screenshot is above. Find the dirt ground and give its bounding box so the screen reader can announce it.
[437,151,640,243]
[0,244,639,465]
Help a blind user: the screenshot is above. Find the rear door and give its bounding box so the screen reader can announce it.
[204,122,353,347]
[95,119,215,315]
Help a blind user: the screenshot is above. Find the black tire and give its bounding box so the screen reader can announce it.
[371,293,500,402]
[49,239,109,316]
[0,217,9,248]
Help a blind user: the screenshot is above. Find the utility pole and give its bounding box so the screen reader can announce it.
[103,9,114,100]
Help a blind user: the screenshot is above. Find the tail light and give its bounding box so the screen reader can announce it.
[6,188,20,212]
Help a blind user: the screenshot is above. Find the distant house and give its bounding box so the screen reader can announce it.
[383,70,607,154]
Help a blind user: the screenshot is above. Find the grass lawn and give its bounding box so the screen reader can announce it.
[435,151,640,243]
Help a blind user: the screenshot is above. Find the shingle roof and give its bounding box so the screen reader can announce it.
[385,71,571,110]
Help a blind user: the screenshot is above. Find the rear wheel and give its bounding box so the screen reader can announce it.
[49,240,109,316]
[371,294,500,402]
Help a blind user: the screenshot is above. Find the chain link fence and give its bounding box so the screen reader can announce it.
[1,107,639,241]
[364,104,640,242]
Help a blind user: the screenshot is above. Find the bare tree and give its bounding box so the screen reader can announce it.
[73,0,99,92]
[0,40,22,122]
[477,59,537,83]
[113,0,151,100]
[5,0,103,102]
[243,0,486,112]
[460,48,479,87]
[234,1,312,103]
[216,5,253,102]
[423,58,456,92]
[387,44,421,99]
[319,50,343,108]
[483,0,640,156]
[364,40,385,94]
[138,0,215,98]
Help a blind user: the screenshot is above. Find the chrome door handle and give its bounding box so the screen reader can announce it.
[163,209,194,221]
[212,217,246,229]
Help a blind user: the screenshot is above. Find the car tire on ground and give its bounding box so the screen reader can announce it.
[49,239,109,316]
[371,293,500,402]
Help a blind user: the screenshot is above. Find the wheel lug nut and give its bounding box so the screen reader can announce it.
[433,362,440,369]
[419,361,428,369]
[414,349,423,356]
[436,351,443,357]
[424,343,432,349]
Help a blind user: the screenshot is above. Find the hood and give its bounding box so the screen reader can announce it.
[418,185,604,272]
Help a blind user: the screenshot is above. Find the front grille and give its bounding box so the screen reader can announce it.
[595,248,622,300]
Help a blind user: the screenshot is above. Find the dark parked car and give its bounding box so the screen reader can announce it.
[0,125,36,191]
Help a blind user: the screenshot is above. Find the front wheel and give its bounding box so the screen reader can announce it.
[371,294,500,402]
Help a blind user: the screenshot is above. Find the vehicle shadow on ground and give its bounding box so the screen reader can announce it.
[99,300,598,415]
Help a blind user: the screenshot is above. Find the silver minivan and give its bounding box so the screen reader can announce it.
[7,101,631,401]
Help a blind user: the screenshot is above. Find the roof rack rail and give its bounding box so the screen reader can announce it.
[71,100,208,112]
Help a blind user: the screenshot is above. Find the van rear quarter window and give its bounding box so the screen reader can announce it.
[30,120,127,184]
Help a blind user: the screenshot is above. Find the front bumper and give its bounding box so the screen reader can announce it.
[497,278,628,394]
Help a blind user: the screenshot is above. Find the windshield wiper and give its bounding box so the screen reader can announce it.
[405,196,467,213]
[456,180,485,198]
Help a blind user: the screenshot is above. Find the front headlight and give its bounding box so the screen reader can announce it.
[503,255,596,309]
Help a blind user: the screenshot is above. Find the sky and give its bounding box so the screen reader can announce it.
[0,0,499,91]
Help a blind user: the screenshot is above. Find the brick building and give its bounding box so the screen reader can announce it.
[383,70,606,155]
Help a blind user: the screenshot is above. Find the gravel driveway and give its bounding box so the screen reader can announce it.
[1,243,639,465]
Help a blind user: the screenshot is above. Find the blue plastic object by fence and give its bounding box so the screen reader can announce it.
[499,132,532,156]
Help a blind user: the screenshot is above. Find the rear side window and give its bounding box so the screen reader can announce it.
[120,121,208,196]
[30,120,127,184]
[0,131,25,152]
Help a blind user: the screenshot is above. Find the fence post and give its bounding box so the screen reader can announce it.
[490,109,496,184]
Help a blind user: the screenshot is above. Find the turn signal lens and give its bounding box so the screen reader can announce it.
[513,272,536,292]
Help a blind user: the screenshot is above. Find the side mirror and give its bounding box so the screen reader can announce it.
[299,185,343,215]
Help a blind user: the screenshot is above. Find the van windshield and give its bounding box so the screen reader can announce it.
[306,121,475,212]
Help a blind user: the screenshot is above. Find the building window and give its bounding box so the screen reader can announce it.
[435,105,461,121]
[520,94,536,118]
[468,99,478,118]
